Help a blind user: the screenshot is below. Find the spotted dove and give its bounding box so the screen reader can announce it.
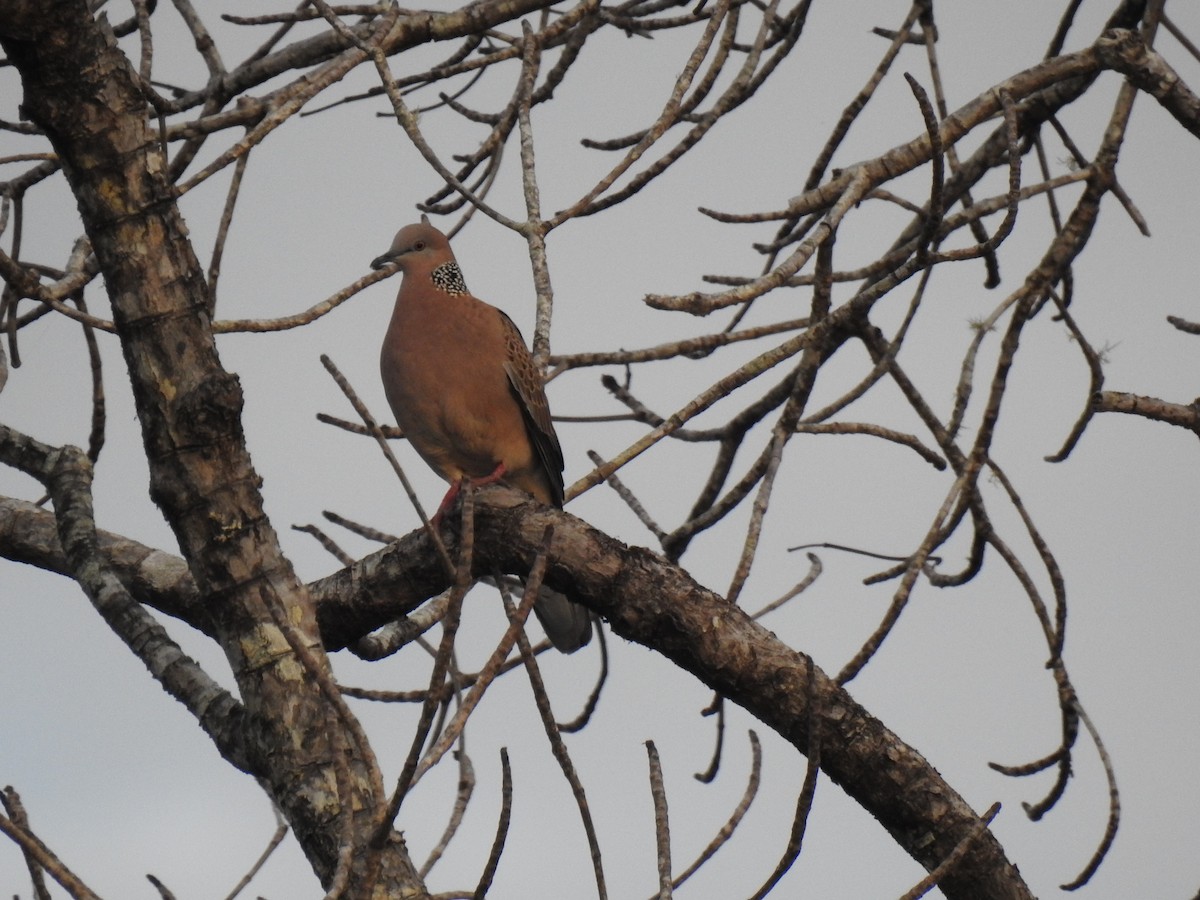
[371,221,592,653]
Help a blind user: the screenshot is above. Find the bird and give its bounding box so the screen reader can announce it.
[371,219,592,653]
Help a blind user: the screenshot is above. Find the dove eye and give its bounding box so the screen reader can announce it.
[414,241,426,251]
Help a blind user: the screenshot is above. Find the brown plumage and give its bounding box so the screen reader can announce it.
[371,221,591,653]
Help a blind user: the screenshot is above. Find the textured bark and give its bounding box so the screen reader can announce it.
[0,4,425,896]
[0,495,437,651]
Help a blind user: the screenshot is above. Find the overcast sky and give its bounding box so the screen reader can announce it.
[3,3,1199,898]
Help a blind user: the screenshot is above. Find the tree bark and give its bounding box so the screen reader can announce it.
[0,4,426,895]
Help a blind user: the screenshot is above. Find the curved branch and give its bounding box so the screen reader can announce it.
[3,482,1033,900]
[415,486,1033,900]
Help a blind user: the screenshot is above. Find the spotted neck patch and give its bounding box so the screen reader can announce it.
[431,261,468,296]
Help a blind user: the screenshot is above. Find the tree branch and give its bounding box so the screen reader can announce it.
[2,481,1032,899]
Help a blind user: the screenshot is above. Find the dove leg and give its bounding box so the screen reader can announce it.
[431,462,508,527]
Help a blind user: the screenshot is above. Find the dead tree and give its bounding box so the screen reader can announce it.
[2,1,1198,897]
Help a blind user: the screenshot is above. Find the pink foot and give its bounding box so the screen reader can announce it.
[431,462,507,527]
[471,461,508,487]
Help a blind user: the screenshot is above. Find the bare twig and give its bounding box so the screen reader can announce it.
[669,731,762,890]
[1059,699,1120,890]
[747,656,821,899]
[1,786,52,900]
[504,581,607,899]
[223,806,289,900]
[0,792,102,900]
[473,747,513,899]
[375,483,477,838]
[420,749,476,878]
[646,741,673,900]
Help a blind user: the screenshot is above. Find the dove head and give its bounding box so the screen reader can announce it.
[370,221,453,273]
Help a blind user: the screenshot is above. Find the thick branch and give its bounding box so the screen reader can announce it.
[394,486,1033,900]
[0,494,440,652]
[1096,27,1200,138]
[2,481,1032,899]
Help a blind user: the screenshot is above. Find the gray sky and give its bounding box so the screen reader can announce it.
[3,2,1199,897]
